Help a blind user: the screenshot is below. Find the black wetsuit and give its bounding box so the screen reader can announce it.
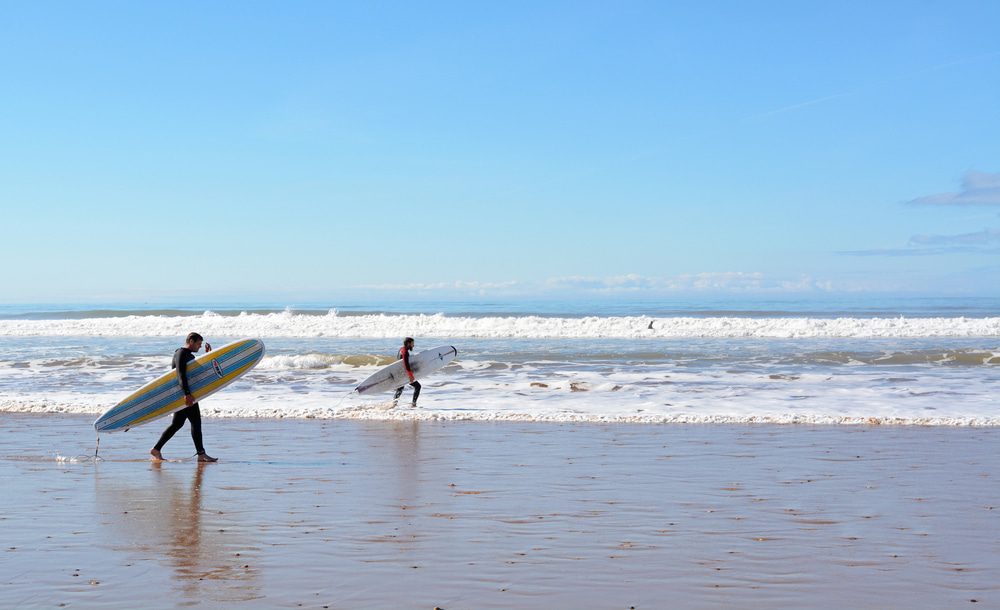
[392,346,421,404]
[153,347,206,455]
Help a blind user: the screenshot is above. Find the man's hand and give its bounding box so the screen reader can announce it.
[185,394,195,407]
[204,342,212,353]
[408,372,415,383]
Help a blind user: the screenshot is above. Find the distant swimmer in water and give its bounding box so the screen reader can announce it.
[150,332,218,463]
[392,337,421,408]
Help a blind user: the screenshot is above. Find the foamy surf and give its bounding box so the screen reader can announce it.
[2,311,1000,338]
[5,377,1000,427]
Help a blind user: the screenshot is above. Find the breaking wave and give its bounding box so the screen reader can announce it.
[1,311,1000,339]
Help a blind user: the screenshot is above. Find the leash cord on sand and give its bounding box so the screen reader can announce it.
[61,435,105,463]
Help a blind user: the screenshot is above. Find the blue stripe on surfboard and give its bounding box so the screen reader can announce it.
[96,342,263,431]
[96,342,260,428]
[98,344,263,431]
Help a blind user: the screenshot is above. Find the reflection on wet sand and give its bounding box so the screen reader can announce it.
[388,421,422,553]
[95,463,262,604]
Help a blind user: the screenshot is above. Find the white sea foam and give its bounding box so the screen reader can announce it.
[1,311,1000,338]
[5,358,1000,427]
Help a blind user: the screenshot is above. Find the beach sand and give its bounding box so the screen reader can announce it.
[1,413,998,609]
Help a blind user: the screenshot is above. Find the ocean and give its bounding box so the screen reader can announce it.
[1,297,999,426]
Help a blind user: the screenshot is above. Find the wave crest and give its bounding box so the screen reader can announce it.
[1,312,1000,339]
[259,353,396,370]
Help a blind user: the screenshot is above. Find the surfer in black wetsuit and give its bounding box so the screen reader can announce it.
[150,332,218,463]
[392,337,421,408]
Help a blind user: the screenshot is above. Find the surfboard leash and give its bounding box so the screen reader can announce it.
[334,390,355,411]
[60,435,104,463]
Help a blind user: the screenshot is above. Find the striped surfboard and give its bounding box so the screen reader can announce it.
[94,339,265,433]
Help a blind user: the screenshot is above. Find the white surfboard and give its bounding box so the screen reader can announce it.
[354,345,458,395]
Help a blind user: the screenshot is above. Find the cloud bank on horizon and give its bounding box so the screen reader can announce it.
[360,272,837,296]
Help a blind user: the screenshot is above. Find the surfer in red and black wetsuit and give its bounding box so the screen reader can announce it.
[392,337,421,408]
[150,332,218,463]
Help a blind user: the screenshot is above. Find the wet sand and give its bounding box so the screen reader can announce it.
[1,413,998,609]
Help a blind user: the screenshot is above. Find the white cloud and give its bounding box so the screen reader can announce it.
[544,274,658,292]
[358,280,521,293]
[908,229,1000,246]
[841,228,1000,256]
[544,272,832,294]
[357,273,838,296]
[844,172,1000,255]
[840,246,1000,257]
[907,171,1000,206]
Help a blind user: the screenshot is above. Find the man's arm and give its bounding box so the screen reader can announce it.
[175,351,192,395]
[402,350,415,382]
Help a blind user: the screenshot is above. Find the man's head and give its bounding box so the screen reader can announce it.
[186,332,204,351]
[403,337,414,350]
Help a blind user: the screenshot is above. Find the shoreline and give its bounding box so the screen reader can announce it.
[4,402,1000,427]
[3,414,998,608]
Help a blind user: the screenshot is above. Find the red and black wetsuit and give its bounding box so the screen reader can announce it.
[393,346,421,405]
[153,347,206,455]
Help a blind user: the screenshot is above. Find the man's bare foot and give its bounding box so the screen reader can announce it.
[197,453,218,463]
[150,449,165,461]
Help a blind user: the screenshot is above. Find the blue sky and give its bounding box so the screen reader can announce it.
[2,1,999,303]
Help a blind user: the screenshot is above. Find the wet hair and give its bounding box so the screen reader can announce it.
[186,332,204,343]
[403,337,414,347]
